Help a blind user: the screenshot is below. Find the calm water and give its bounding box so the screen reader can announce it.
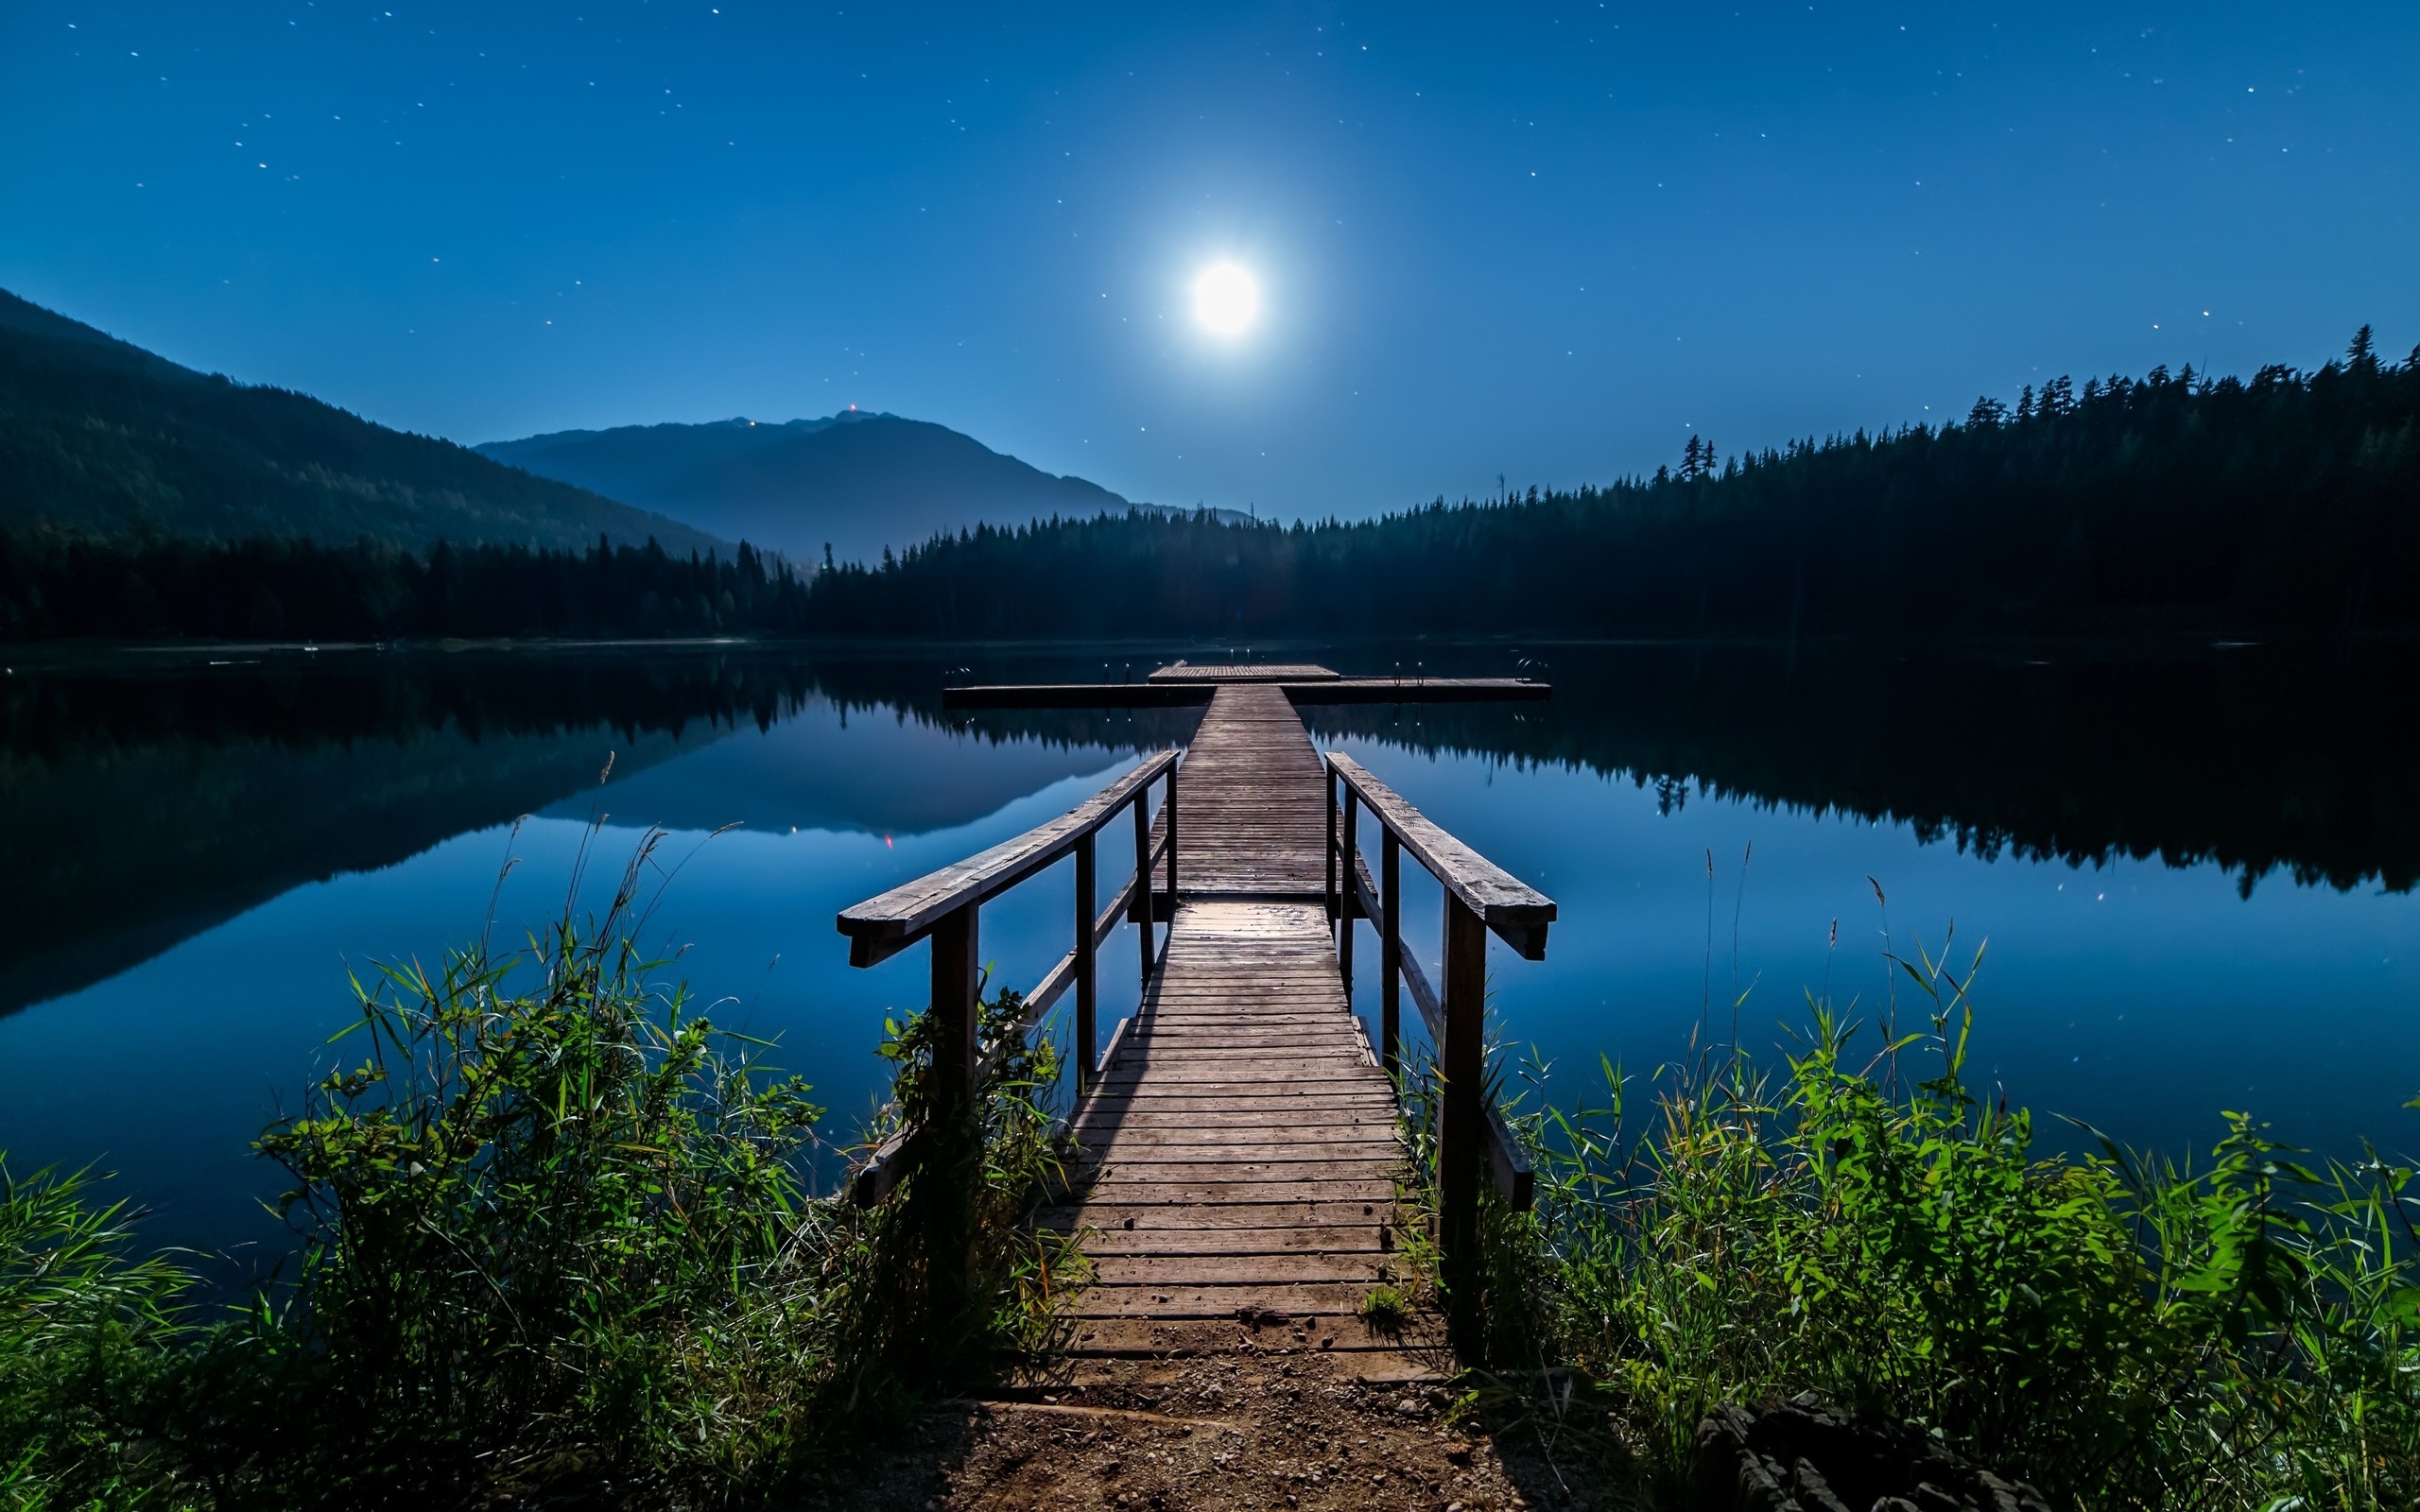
[3,638,2416,1276]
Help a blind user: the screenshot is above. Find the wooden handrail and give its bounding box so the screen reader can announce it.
[1347,859,1534,1210]
[1325,753,1555,959]
[837,749,1178,967]
[839,747,1179,1208]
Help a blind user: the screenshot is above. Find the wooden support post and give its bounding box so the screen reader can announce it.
[929,902,980,1122]
[1440,892,1488,1349]
[1165,765,1179,906]
[1075,832,1097,1089]
[1339,789,1357,995]
[1382,830,1402,1076]
[1324,767,1339,927]
[1133,790,1153,987]
[925,901,981,1323]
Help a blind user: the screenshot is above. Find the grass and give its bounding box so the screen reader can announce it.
[0,828,1082,1509]
[1401,926,2420,1509]
[0,1161,190,1510]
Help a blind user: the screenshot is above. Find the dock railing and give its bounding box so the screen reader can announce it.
[835,747,1180,1207]
[1325,751,1556,1301]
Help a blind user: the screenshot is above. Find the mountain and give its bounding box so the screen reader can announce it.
[0,289,728,557]
[480,411,1188,564]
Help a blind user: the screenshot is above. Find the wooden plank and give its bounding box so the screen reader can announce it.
[940,677,1547,709]
[1060,1319,1450,1359]
[1065,1281,1401,1318]
[1076,1126,1399,1151]
[1326,750,1556,958]
[1057,1179,1398,1204]
[1039,1199,1395,1230]
[1072,1092,1395,1115]
[1075,1226,1392,1257]
[836,748,1174,954]
[1149,662,1339,683]
[1080,1152,1401,1175]
[1089,1253,1401,1285]
[1150,688,1329,898]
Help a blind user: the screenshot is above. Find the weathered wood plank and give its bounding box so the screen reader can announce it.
[837,748,1175,954]
[1039,1199,1395,1230]
[1148,662,1340,683]
[1327,750,1555,958]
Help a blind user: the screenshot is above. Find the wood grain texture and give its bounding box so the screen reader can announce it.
[1150,684,1330,899]
[1327,750,1556,957]
[837,748,1175,949]
[1147,662,1340,683]
[1053,898,1407,1358]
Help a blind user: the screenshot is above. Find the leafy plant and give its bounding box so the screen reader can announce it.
[1407,927,2420,1509]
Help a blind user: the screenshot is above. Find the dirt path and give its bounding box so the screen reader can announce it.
[786,1354,1631,1512]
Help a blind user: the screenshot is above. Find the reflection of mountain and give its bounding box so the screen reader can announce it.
[0,644,1177,1017]
[14,635,2415,1021]
[0,726,695,1015]
[0,647,816,1016]
[544,696,1151,836]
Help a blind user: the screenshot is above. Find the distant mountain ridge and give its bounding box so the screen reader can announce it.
[480,411,1240,564]
[0,289,727,557]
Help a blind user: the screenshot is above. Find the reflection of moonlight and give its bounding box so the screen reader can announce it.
[1192,262,1260,337]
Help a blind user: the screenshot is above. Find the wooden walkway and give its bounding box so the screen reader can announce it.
[838,662,1552,1379]
[1044,685,1437,1369]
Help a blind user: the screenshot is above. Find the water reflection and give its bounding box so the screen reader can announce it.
[0,637,2412,1268]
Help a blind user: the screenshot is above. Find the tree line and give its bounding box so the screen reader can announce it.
[7,331,2414,644]
[0,533,813,641]
[804,329,2420,639]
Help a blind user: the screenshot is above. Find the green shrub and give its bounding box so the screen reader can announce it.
[1420,930,2420,1509]
[226,833,1079,1503]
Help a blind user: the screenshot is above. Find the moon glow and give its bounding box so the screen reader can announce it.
[1191,262,1260,337]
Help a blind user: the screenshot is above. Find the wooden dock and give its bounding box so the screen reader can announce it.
[1048,683,1414,1366]
[836,664,1555,1375]
[940,674,1548,709]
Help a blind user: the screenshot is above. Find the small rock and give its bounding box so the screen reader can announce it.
[1791,1456,1855,1512]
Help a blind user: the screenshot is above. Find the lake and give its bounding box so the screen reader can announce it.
[3,637,2416,1280]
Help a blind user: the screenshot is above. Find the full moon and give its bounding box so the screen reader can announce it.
[1191,262,1260,337]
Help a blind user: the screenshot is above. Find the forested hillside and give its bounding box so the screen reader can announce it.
[0,290,727,556]
[805,333,2420,639]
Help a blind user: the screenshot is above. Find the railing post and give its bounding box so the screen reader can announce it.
[1381,830,1402,1076]
[1133,789,1153,988]
[1339,788,1357,996]
[929,902,980,1124]
[1325,765,1339,928]
[1440,892,1487,1349]
[925,900,981,1320]
[1075,832,1097,1089]
[1165,763,1179,908]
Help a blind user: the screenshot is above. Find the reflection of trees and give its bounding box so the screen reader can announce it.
[1289,643,2420,896]
[0,647,822,1015]
[10,636,2413,1019]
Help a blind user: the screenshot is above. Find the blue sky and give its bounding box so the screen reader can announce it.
[4,2,2414,516]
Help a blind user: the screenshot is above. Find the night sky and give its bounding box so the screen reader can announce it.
[5,3,2415,517]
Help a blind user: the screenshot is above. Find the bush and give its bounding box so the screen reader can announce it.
[0,829,1077,1511]
[1426,930,2420,1509]
[239,832,826,1502]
